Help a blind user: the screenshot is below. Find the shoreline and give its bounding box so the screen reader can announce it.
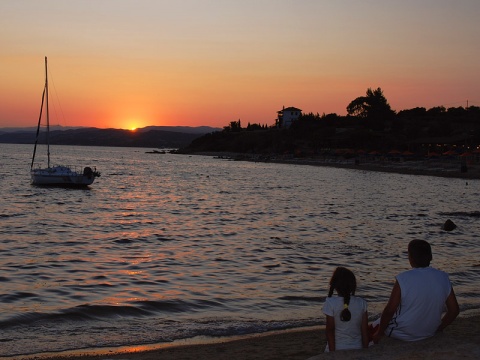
[190,152,480,180]
[9,312,480,360]
[274,159,480,180]
[3,326,323,360]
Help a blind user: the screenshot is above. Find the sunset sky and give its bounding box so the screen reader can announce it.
[1,0,479,130]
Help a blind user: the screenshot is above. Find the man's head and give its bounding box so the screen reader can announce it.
[408,240,432,268]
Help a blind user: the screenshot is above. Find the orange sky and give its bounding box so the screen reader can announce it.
[1,1,479,130]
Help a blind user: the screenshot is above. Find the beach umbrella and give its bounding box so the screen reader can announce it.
[388,149,402,155]
[402,151,414,156]
[442,150,457,156]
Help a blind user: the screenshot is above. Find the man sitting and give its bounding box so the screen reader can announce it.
[372,240,459,342]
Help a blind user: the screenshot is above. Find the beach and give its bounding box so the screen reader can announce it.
[198,152,480,180]
[281,159,480,180]
[11,312,480,360]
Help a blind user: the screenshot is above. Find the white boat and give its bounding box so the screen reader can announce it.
[30,57,100,186]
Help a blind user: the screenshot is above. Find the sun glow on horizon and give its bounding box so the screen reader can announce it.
[1,2,479,129]
[120,118,147,131]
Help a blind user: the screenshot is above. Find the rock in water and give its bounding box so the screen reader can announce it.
[442,219,457,231]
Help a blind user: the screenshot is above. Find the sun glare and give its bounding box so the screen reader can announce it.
[122,119,143,131]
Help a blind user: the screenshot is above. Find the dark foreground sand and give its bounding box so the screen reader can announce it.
[10,313,480,360]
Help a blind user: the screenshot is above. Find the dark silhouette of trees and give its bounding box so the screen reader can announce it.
[346,87,396,130]
[427,106,447,118]
[397,107,427,119]
[180,88,480,156]
[246,123,266,131]
[224,119,242,132]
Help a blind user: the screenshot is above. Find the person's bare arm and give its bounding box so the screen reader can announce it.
[372,281,401,343]
[437,288,460,332]
[325,315,335,351]
[361,311,369,348]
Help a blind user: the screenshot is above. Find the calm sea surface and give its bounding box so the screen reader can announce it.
[1,143,479,357]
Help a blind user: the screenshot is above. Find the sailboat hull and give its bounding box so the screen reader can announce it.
[31,166,97,186]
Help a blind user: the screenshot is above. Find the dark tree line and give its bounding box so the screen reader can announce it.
[181,87,480,155]
[223,119,270,132]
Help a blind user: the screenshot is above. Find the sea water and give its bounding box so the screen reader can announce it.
[0,143,479,357]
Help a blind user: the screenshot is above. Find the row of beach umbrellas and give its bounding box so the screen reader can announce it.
[424,149,480,157]
[334,149,480,157]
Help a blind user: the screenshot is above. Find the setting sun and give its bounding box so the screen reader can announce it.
[120,118,146,131]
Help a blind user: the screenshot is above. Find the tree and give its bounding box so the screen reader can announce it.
[427,106,446,117]
[397,107,427,119]
[346,87,395,130]
[246,123,263,131]
[223,119,242,132]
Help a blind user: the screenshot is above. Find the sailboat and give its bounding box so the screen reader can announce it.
[30,57,100,186]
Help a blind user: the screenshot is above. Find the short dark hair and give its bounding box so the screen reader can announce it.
[408,240,432,267]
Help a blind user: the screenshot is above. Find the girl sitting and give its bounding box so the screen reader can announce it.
[322,267,369,351]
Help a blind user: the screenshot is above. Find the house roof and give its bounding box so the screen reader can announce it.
[278,107,302,113]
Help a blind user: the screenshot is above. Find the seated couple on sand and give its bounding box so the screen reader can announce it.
[322,240,460,352]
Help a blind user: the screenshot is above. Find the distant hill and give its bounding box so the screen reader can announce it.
[0,125,86,133]
[0,126,221,148]
[136,126,221,134]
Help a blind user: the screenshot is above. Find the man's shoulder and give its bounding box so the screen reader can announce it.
[397,266,449,280]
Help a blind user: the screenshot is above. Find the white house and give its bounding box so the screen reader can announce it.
[277,106,302,128]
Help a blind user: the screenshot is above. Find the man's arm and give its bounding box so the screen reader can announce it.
[372,280,401,343]
[437,288,460,332]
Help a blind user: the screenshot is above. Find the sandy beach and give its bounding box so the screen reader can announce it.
[258,158,480,180]
[10,312,479,360]
[195,152,480,180]
[282,159,480,180]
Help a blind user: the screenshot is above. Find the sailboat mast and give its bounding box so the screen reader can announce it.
[45,56,50,168]
[30,57,47,170]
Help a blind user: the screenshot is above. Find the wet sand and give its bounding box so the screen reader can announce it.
[11,313,480,360]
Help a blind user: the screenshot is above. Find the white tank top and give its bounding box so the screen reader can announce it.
[387,267,452,341]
